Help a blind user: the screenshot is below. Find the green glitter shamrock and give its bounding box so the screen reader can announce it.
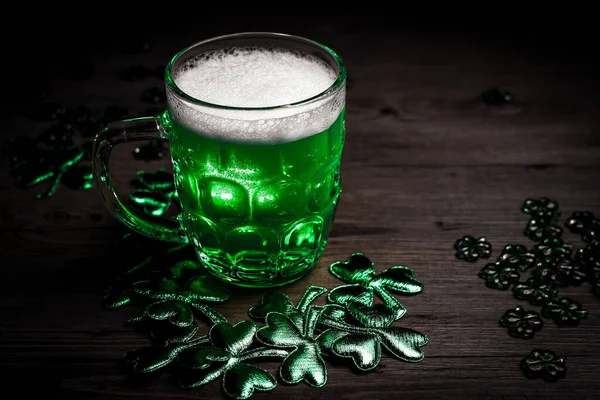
[513,278,558,306]
[6,132,92,199]
[521,197,560,220]
[178,321,285,399]
[248,286,327,328]
[123,335,209,374]
[454,235,492,262]
[478,261,520,290]
[533,238,573,269]
[317,301,428,371]
[542,297,588,326]
[256,306,327,387]
[520,349,566,382]
[498,244,535,272]
[129,168,179,217]
[103,234,191,309]
[499,306,543,339]
[132,263,229,324]
[328,253,423,314]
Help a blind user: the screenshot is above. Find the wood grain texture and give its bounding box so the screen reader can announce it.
[1,18,599,399]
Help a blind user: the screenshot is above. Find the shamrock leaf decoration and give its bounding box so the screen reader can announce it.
[257,306,327,387]
[122,335,208,374]
[478,262,520,290]
[317,301,428,371]
[248,286,327,329]
[179,321,285,399]
[532,238,573,269]
[454,235,492,262]
[499,306,543,339]
[513,278,557,306]
[103,234,191,309]
[521,197,560,220]
[129,168,179,217]
[520,349,566,382]
[523,218,563,241]
[328,253,422,315]
[498,244,535,272]
[565,211,596,234]
[542,297,588,327]
[133,259,230,325]
[6,130,92,199]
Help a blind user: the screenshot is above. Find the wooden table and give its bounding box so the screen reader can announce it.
[2,18,599,399]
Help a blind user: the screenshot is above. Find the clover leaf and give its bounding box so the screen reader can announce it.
[129,168,179,217]
[478,262,520,290]
[178,321,285,399]
[317,301,428,371]
[454,235,492,262]
[513,278,557,306]
[328,253,422,316]
[498,244,535,271]
[248,286,327,329]
[521,197,560,219]
[520,349,566,382]
[542,297,588,327]
[256,306,327,387]
[499,306,543,339]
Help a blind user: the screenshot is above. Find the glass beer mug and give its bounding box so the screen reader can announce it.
[93,32,346,288]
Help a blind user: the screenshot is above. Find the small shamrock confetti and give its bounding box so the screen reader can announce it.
[575,245,600,283]
[523,218,563,241]
[520,349,566,382]
[328,253,422,313]
[581,219,600,247]
[565,211,596,234]
[498,244,535,272]
[499,306,543,339]
[478,262,520,290]
[533,238,573,269]
[129,168,179,217]
[454,235,492,262]
[542,297,588,327]
[179,321,284,399]
[521,197,561,220]
[513,278,558,306]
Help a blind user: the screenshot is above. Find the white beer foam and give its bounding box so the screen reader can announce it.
[169,47,344,144]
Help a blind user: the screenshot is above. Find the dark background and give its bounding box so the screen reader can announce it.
[1,13,599,399]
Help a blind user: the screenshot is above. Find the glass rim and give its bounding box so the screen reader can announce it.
[165,32,346,111]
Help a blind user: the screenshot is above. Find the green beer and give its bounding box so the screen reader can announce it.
[168,45,345,287]
[93,33,346,288]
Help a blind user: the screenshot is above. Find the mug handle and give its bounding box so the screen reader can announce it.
[92,114,188,243]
